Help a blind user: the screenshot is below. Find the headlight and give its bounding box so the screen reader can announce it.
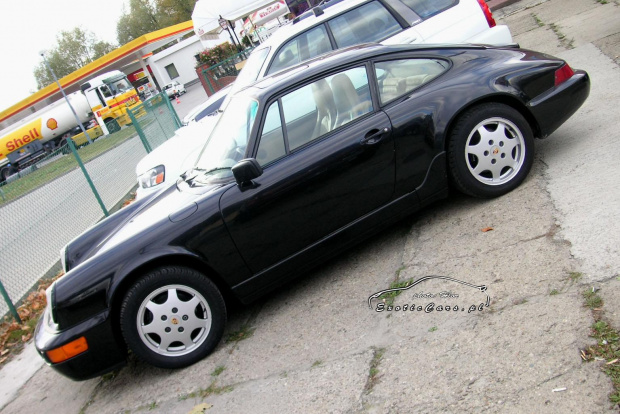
[45,282,59,330]
[59,245,67,273]
[138,165,165,189]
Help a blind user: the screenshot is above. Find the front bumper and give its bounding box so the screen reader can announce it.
[34,308,127,381]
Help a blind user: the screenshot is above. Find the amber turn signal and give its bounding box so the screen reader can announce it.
[46,336,88,363]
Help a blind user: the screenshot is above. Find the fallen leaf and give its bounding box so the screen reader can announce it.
[481,227,494,233]
[1,349,9,356]
[607,359,618,365]
[187,403,213,414]
[0,357,7,364]
[21,333,32,342]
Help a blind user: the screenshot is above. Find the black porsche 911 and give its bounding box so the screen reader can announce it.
[35,43,589,380]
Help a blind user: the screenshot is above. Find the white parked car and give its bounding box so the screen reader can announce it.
[181,85,232,125]
[136,115,220,198]
[163,81,186,99]
[135,0,512,198]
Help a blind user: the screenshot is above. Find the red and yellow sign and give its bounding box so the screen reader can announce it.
[46,118,58,130]
[0,119,43,158]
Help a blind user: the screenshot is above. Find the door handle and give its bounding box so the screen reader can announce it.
[361,127,390,145]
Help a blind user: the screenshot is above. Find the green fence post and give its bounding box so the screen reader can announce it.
[68,138,109,217]
[164,95,182,129]
[128,104,152,153]
[0,279,21,323]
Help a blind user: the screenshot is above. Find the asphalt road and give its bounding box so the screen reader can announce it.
[2,1,620,412]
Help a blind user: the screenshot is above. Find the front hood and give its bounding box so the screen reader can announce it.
[64,177,229,271]
[135,114,219,176]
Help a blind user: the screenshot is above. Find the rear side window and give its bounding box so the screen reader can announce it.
[328,1,402,48]
[399,0,457,19]
[375,58,449,104]
[268,25,332,75]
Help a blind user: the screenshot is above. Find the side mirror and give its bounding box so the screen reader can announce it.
[232,158,263,185]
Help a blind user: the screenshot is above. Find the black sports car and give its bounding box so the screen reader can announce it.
[35,43,589,380]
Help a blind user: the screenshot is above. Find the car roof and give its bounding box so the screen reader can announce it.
[252,0,370,54]
[241,43,488,100]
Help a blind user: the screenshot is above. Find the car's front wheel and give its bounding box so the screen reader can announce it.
[447,103,534,198]
[120,266,226,369]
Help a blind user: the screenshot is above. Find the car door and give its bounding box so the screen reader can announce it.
[220,65,395,282]
[373,56,451,196]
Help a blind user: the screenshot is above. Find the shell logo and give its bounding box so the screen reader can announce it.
[46,118,58,130]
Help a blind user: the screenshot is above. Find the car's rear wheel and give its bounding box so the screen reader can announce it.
[447,103,534,198]
[120,266,226,369]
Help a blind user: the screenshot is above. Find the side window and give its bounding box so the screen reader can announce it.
[375,59,449,104]
[268,25,331,75]
[269,39,300,74]
[399,0,457,19]
[306,25,332,59]
[328,1,402,48]
[257,102,286,166]
[281,66,373,151]
[100,85,113,98]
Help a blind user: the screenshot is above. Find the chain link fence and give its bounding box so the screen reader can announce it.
[0,92,179,319]
[199,49,254,95]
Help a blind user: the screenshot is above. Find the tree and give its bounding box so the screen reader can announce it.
[155,0,196,27]
[116,0,161,45]
[116,0,197,45]
[33,28,115,89]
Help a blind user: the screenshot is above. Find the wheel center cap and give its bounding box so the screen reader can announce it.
[171,318,179,325]
[492,147,500,155]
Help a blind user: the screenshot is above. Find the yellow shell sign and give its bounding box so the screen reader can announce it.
[0,118,43,158]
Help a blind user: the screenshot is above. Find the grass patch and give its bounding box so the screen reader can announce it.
[583,289,603,310]
[0,127,137,207]
[364,347,385,394]
[532,13,545,27]
[312,360,322,368]
[225,324,255,343]
[199,382,234,398]
[379,277,414,307]
[549,23,575,49]
[570,271,583,282]
[211,365,225,377]
[429,326,438,332]
[550,289,560,296]
[582,320,620,407]
[178,381,234,401]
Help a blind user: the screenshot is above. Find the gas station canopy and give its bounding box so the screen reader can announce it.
[0,21,194,125]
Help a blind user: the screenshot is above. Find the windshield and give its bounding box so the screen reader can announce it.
[226,47,270,101]
[193,96,259,182]
[106,77,132,94]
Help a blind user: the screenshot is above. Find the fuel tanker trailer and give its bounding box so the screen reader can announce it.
[0,70,142,181]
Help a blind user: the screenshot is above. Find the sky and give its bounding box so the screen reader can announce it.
[0,0,128,113]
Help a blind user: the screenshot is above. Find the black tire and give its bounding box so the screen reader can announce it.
[447,103,534,198]
[1,166,17,182]
[120,266,226,369]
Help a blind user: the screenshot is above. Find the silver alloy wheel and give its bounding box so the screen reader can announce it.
[136,284,212,357]
[464,117,526,186]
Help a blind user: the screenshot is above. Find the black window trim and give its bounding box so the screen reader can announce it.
[254,60,380,164]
